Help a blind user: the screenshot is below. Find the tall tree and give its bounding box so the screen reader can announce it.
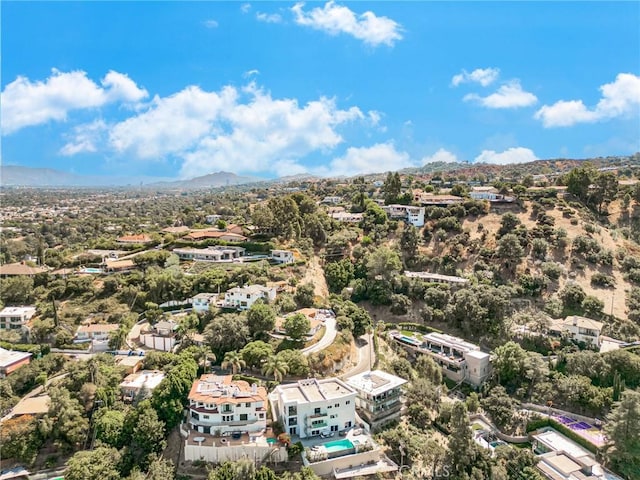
[262,355,289,382]
[284,313,311,341]
[246,302,276,338]
[65,447,121,480]
[604,390,640,479]
[222,350,246,374]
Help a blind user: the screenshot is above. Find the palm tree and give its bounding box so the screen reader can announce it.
[262,355,289,382]
[222,350,246,374]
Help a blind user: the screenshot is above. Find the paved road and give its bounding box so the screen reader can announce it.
[340,332,374,379]
[301,316,337,356]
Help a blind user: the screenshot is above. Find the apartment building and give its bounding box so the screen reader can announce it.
[187,374,268,436]
[223,285,277,310]
[345,370,407,430]
[0,306,36,333]
[390,331,491,386]
[269,378,357,438]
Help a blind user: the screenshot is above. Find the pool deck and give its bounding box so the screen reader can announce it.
[299,431,371,449]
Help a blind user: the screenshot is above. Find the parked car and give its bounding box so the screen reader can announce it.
[320,431,335,438]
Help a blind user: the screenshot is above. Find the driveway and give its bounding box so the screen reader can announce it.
[340,332,374,379]
[301,316,337,356]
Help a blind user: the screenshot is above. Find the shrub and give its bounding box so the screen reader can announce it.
[541,262,564,280]
[591,273,615,288]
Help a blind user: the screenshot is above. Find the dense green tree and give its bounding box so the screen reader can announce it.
[151,355,198,429]
[204,313,250,357]
[276,349,310,377]
[560,283,586,310]
[43,385,89,450]
[324,259,354,293]
[366,246,402,281]
[241,341,274,369]
[497,213,521,238]
[284,313,311,341]
[604,391,640,479]
[65,447,121,480]
[246,302,276,338]
[382,172,402,205]
[400,225,420,262]
[492,341,528,387]
[294,283,316,308]
[481,386,516,429]
[94,408,126,448]
[497,234,525,271]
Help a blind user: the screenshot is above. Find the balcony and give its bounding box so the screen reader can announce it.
[308,412,328,419]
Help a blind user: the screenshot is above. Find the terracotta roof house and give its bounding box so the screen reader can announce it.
[0,262,48,277]
[117,234,153,245]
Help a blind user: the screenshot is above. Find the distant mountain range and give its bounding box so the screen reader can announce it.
[0,165,262,189]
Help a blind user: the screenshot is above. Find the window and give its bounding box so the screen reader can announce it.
[245,402,251,408]
[259,413,264,419]
[203,415,210,419]
[314,407,321,415]
[288,406,297,416]
[334,403,339,408]
[288,417,297,426]
[223,415,234,422]
[240,414,248,421]
[191,411,200,420]
[346,400,351,405]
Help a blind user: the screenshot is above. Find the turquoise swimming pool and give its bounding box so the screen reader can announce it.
[79,267,104,274]
[323,439,354,454]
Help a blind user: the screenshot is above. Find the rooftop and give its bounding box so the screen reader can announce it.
[533,429,591,461]
[120,370,165,391]
[0,262,48,276]
[0,348,32,367]
[562,316,604,331]
[345,370,407,396]
[11,395,50,416]
[188,374,267,405]
[0,306,36,317]
[77,323,119,333]
[276,378,356,404]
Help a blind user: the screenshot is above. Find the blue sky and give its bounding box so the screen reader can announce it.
[2,1,639,180]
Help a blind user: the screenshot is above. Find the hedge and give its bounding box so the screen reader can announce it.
[526,417,599,454]
[0,342,49,357]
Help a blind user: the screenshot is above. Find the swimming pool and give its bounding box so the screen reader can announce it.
[79,267,104,274]
[323,439,355,454]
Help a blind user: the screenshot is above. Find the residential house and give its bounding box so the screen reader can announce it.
[173,246,246,262]
[532,428,622,480]
[549,316,603,349]
[389,331,491,386]
[161,226,191,234]
[470,187,515,203]
[8,395,50,419]
[0,306,36,334]
[205,214,222,224]
[271,249,295,264]
[114,355,145,374]
[193,293,218,314]
[103,259,136,273]
[404,271,469,287]
[140,320,179,351]
[0,348,32,378]
[269,378,357,438]
[321,196,342,204]
[183,230,247,242]
[223,285,277,310]
[329,211,364,223]
[0,262,48,277]
[120,370,165,402]
[416,194,464,207]
[117,234,153,245]
[345,370,407,431]
[383,204,425,227]
[75,323,119,342]
[181,374,287,464]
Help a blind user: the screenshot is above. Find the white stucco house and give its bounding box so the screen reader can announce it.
[223,285,277,310]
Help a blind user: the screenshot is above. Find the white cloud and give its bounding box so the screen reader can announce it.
[474,147,538,165]
[243,69,260,78]
[101,71,148,103]
[256,12,283,23]
[1,68,148,134]
[108,81,365,178]
[421,148,459,164]
[203,19,219,28]
[60,119,108,156]
[326,143,413,177]
[464,80,537,109]
[451,68,499,87]
[535,73,640,127]
[241,3,251,14]
[291,1,402,47]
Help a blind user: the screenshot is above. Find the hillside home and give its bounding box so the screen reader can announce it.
[321,196,342,204]
[117,234,153,245]
[75,323,119,342]
[223,285,277,310]
[181,374,288,465]
[345,370,407,431]
[274,308,325,338]
[205,214,222,224]
[0,306,36,334]
[383,204,425,227]
[192,293,219,313]
[416,194,464,207]
[140,320,179,352]
[173,246,245,262]
[404,271,469,286]
[269,378,357,438]
[183,230,247,242]
[469,188,515,203]
[390,331,491,386]
[0,262,48,277]
[120,370,165,402]
[330,211,364,223]
[271,249,295,264]
[549,316,603,349]
[0,348,32,378]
